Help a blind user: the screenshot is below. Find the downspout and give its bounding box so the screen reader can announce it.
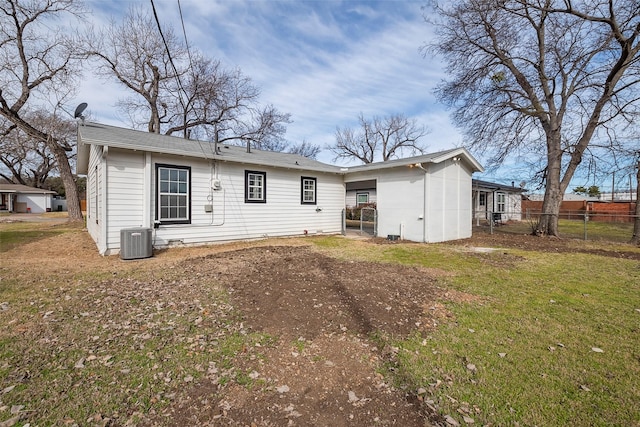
[415,163,429,243]
[143,152,152,228]
[100,146,109,255]
[456,158,461,238]
[475,183,480,226]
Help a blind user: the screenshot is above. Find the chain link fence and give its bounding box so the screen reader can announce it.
[474,210,638,243]
[344,206,377,236]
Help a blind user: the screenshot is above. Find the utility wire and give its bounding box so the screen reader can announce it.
[149,0,217,160]
[149,0,187,104]
[178,0,194,69]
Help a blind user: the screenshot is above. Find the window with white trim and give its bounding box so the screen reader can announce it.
[156,164,190,224]
[301,177,317,204]
[245,170,266,203]
[496,192,506,213]
[356,192,369,206]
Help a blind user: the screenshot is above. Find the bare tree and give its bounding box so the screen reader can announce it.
[287,140,321,159]
[84,6,182,133]
[0,112,76,188]
[165,55,291,150]
[1,126,54,187]
[0,0,85,221]
[86,8,293,152]
[426,0,640,236]
[330,113,428,164]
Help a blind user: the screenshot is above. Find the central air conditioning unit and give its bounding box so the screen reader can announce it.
[120,227,153,260]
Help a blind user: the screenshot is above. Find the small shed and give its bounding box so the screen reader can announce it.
[343,149,484,243]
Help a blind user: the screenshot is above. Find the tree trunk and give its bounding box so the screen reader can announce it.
[48,139,83,222]
[537,186,562,236]
[630,160,640,246]
[536,143,564,236]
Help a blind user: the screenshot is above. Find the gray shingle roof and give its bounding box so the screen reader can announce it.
[78,122,343,174]
[77,122,484,175]
[0,183,56,194]
[473,179,526,192]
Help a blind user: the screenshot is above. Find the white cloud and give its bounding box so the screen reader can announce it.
[77,0,462,165]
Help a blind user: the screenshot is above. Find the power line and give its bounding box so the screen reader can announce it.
[148,0,216,160]
[177,0,194,69]
[149,0,187,104]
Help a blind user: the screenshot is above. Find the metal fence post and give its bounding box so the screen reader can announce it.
[583,212,588,240]
[489,211,494,235]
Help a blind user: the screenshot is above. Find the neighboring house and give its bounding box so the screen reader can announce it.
[345,179,377,207]
[76,122,483,255]
[598,191,637,202]
[472,179,526,222]
[0,183,56,213]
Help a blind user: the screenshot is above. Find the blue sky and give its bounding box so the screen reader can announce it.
[79,1,464,164]
[79,0,622,191]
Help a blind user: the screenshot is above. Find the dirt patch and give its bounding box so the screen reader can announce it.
[206,246,444,338]
[148,246,458,426]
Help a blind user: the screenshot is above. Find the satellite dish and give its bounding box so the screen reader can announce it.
[74,102,88,119]
[519,181,526,188]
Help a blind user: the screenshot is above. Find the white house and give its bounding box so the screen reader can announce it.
[343,151,483,243]
[77,122,483,255]
[472,179,526,223]
[0,183,56,213]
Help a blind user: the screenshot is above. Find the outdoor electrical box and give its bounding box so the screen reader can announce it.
[120,227,153,260]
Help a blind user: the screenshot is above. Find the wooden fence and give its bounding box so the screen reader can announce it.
[522,200,637,223]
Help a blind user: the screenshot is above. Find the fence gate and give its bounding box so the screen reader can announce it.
[359,207,377,236]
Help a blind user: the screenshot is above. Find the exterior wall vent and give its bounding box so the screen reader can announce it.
[120,227,153,260]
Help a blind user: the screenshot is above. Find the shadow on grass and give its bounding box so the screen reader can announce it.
[0,223,75,252]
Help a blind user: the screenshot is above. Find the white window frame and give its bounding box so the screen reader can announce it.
[496,192,506,213]
[156,164,191,224]
[245,170,266,203]
[356,192,369,206]
[301,176,317,205]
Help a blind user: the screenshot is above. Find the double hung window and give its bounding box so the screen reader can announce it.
[301,177,317,204]
[157,164,190,224]
[245,170,266,203]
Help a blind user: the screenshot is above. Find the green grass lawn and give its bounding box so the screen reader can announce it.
[0,221,69,252]
[310,237,640,426]
[493,218,635,242]
[2,224,638,426]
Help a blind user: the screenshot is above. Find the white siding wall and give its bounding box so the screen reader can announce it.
[476,190,522,222]
[345,168,424,241]
[150,158,344,248]
[14,194,52,213]
[505,193,522,221]
[378,169,425,241]
[347,161,474,243]
[100,150,344,253]
[106,149,146,249]
[424,160,473,242]
[345,189,377,207]
[86,144,103,250]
